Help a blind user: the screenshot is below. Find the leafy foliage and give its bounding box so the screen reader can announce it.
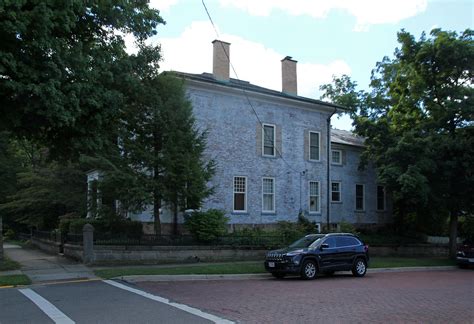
[0,1,164,159]
[321,29,474,255]
[184,209,228,242]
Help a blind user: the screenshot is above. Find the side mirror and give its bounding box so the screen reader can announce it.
[320,243,329,250]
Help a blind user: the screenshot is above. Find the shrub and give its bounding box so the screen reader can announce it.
[184,209,228,242]
[67,218,142,238]
[339,221,359,235]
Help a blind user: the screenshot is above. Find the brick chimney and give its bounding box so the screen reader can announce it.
[281,56,297,95]
[212,40,230,81]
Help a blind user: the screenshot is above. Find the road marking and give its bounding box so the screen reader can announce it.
[18,288,75,324]
[104,280,234,324]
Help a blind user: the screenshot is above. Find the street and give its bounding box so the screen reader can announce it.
[136,270,474,324]
[0,280,227,323]
[1,270,472,323]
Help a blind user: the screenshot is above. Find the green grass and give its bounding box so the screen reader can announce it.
[0,257,22,271]
[94,257,456,279]
[0,275,31,287]
[95,262,266,279]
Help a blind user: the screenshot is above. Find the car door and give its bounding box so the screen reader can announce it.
[318,237,338,269]
[335,236,359,268]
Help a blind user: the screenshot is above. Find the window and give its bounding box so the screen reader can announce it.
[309,131,320,161]
[336,236,361,247]
[377,186,385,211]
[233,176,247,212]
[331,149,342,165]
[262,124,275,157]
[323,237,336,248]
[262,178,275,212]
[309,181,320,213]
[331,182,341,202]
[356,184,365,211]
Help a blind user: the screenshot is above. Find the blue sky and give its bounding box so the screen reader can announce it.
[141,0,473,130]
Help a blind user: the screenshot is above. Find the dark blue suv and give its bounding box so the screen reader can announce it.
[264,233,369,279]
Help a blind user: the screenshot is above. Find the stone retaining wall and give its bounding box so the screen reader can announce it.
[370,244,448,257]
[63,243,84,262]
[91,245,267,265]
[31,237,61,255]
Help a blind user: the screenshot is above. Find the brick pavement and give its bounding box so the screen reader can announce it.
[136,270,474,324]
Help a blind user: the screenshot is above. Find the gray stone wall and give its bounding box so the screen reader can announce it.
[187,82,332,226]
[330,143,392,225]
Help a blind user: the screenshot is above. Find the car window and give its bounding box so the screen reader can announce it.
[336,236,360,247]
[323,237,337,248]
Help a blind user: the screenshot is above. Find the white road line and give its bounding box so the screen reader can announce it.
[18,288,75,324]
[104,280,234,324]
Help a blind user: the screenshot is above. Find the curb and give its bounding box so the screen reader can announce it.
[118,266,459,283]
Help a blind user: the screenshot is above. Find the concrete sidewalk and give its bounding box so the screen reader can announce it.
[2,243,97,283]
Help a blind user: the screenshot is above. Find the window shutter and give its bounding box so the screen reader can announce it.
[276,125,282,157]
[256,122,262,156]
[304,130,309,161]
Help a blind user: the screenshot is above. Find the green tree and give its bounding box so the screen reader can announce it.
[0,1,164,159]
[100,71,214,235]
[321,29,474,256]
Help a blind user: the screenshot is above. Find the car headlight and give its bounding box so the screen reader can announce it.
[286,254,302,265]
[457,251,465,257]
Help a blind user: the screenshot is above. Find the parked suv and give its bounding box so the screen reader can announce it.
[264,233,369,279]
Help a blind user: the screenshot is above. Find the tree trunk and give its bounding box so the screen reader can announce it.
[448,210,458,259]
[153,191,161,236]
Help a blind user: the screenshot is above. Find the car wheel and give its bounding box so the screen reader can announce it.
[301,260,317,280]
[352,258,367,277]
[271,272,286,279]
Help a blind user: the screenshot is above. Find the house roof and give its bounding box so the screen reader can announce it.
[173,71,349,112]
[331,129,365,147]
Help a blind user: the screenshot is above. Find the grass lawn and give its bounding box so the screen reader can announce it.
[0,257,22,271]
[94,257,456,279]
[0,275,31,287]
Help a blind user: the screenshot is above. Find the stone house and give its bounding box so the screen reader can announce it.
[89,40,392,233]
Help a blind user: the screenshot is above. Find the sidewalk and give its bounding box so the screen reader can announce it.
[2,243,97,283]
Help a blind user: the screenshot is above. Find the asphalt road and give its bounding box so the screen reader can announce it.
[136,269,474,324]
[0,280,228,324]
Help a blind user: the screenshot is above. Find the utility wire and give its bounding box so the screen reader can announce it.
[201,0,304,175]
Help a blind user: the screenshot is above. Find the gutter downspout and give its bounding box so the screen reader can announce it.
[327,108,338,232]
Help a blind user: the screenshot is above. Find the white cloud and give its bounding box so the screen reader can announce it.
[219,0,428,31]
[158,21,351,99]
[149,0,179,12]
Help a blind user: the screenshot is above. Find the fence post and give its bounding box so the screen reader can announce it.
[83,224,94,264]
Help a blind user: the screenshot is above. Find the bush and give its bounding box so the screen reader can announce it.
[339,221,359,235]
[184,209,228,242]
[67,218,142,238]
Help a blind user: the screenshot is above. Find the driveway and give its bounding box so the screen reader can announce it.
[136,270,474,323]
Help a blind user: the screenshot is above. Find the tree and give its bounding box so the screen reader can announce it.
[159,74,215,235]
[100,71,214,235]
[0,1,164,160]
[321,29,474,257]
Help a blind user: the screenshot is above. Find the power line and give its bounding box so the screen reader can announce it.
[201,0,303,175]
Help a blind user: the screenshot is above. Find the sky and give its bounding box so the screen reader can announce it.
[138,0,473,130]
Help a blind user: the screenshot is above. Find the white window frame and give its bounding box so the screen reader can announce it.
[331,181,342,203]
[331,149,342,165]
[377,185,386,211]
[308,131,321,161]
[309,181,321,213]
[233,176,247,213]
[262,177,275,213]
[262,123,276,157]
[355,184,365,211]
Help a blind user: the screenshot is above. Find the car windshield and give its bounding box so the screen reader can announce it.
[288,235,324,248]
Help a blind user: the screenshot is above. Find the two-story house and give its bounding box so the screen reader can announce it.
[90,40,392,233]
